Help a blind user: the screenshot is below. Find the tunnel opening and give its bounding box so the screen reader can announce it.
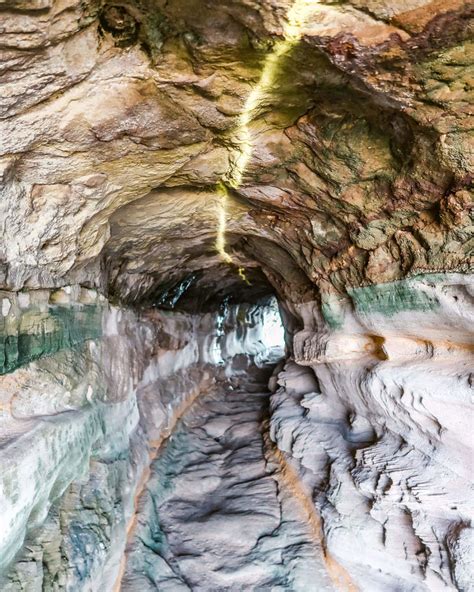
[0,0,471,588]
[258,296,286,357]
[216,294,287,380]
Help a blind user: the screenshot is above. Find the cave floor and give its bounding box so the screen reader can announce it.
[122,368,335,591]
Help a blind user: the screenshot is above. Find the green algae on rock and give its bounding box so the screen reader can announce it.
[0,299,103,375]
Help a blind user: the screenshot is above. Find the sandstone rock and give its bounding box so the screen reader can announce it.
[0,0,472,589]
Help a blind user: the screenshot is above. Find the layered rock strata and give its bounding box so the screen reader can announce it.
[0,0,471,304]
[0,0,472,589]
[0,290,282,590]
[271,273,474,591]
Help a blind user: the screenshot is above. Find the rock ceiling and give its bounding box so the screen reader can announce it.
[0,2,473,589]
[0,0,472,309]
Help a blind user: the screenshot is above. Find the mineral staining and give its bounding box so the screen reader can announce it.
[348,275,443,317]
[0,0,472,589]
[122,374,336,591]
[0,305,103,375]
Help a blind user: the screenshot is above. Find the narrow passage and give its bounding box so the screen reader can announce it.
[121,369,335,591]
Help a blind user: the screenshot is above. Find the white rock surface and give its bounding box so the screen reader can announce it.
[270,274,474,591]
[0,296,284,590]
[0,0,471,584]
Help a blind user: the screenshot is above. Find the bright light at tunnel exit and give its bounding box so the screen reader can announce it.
[261,298,286,351]
[215,0,321,277]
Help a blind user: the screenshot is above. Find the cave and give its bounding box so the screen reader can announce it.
[0,0,472,590]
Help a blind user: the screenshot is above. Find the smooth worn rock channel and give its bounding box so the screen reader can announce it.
[121,365,335,592]
[1,0,472,587]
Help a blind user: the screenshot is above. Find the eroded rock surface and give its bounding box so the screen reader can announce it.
[272,274,474,591]
[0,0,472,589]
[122,368,335,591]
[0,0,471,305]
[0,292,284,590]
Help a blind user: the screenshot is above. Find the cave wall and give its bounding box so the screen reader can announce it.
[0,0,472,588]
[0,289,279,590]
[270,273,473,591]
[0,0,471,302]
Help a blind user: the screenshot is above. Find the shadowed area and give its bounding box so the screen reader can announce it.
[0,0,472,590]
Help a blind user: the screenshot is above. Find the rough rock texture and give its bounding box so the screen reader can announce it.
[121,369,335,591]
[271,273,473,591]
[0,0,472,589]
[0,290,283,589]
[0,0,471,305]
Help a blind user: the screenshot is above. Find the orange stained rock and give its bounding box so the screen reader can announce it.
[391,0,468,33]
[113,378,214,591]
[270,437,359,592]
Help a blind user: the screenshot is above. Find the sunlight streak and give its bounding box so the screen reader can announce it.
[215,0,321,278]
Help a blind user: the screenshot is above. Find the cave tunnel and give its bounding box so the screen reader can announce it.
[0,0,472,590]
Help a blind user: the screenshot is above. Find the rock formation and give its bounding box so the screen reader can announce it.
[0,0,472,590]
